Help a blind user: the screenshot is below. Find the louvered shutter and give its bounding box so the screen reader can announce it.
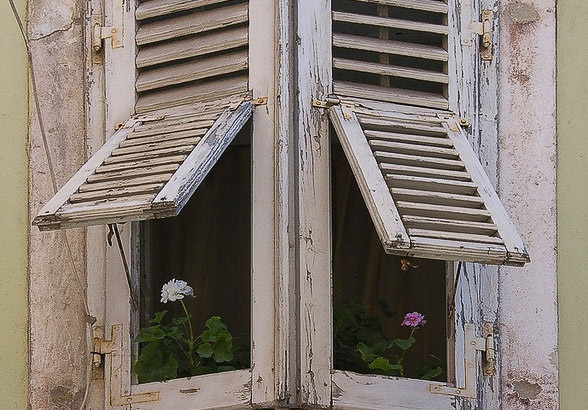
[332,0,449,109]
[34,0,253,230]
[34,99,252,230]
[329,105,529,266]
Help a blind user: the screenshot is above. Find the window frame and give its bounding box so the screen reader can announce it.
[295,0,503,408]
[91,0,279,408]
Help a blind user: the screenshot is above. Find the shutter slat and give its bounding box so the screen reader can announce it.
[366,130,454,147]
[397,201,492,222]
[333,57,449,84]
[334,80,449,110]
[333,33,448,62]
[69,183,165,203]
[136,0,231,20]
[95,155,189,174]
[103,145,196,165]
[332,11,448,35]
[391,188,485,208]
[409,237,507,263]
[359,115,446,136]
[78,174,174,193]
[407,228,504,245]
[386,175,479,195]
[351,0,448,14]
[370,140,458,159]
[380,163,471,181]
[131,119,216,137]
[402,215,499,236]
[119,129,207,147]
[137,26,248,68]
[87,164,181,183]
[111,137,202,156]
[136,50,248,92]
[136,2,248,46]
[135,75,249,113]
[374,151,465,170]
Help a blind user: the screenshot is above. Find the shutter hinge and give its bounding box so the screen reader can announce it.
[429,323,495,399]
[312,97,341,109]
[91,12,124,53]
[94,325,159,406]
[469,10,494,61]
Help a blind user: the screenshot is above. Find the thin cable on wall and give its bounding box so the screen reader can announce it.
[8,1,93,408]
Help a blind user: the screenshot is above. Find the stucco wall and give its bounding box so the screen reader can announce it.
[0,0,30,409]
[557,0,588,409]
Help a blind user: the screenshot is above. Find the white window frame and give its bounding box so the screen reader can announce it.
[295,0,503,408]
[86,0,279,408]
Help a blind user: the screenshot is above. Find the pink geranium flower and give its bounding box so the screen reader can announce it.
[401,312,426,328]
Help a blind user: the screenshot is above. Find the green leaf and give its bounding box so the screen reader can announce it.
[393,336,416,351]
[206,316,228,332]
[357,342,376,363]
[419,366,443,381]
[150,310,168,325]
[212,331,233,363]
[133,342,178,383]
[196,342,214,358]
[135,326,167,343]
[368,357,403,375]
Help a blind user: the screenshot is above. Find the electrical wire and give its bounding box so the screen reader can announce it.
[8,1,93,408]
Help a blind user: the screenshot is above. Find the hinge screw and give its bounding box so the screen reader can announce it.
[459,118,470,127]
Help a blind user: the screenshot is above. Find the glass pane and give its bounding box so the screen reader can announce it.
[331,141,447,381]
[134,126,252,383]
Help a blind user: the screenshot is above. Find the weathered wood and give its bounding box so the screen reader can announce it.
[333,58,449,84]
[334,81,449,110]
[408,228,504,245]
[102,145,196,165]
[136,2,248,45]
[329,106,410,249]
[369,140,458,159]
[332,11,448,35]
[366,130,453,148]
[385,174,478,195]
[351,0,448,14]
[111,137,201,156]
[129,121,214,139]
[136,0,231,20]
[78,174,173,193]
[87,164,180,183]
[130,369,253,410]
[375,151,465,170]
[135,76,249,113]
[333,33,448,61]
[119,129,206,147]
[136,50,248,92]
[332,371,454,410]
[153,101,253,212]
[380,163,472,181]
[402,215,499,236]
[136,26,248,68]
[396,201,492,222]
[94,155,188,174]
[69,183,163,203]
[391,187,485,208]
[409,237,507,263]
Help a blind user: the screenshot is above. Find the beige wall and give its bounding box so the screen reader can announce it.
[558,0,588,409]
[0,0,29,408]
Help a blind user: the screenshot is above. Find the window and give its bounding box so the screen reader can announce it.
[34,0,529,408]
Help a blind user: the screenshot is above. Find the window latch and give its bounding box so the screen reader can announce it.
[469,10,494,61]
[429,323,495,399]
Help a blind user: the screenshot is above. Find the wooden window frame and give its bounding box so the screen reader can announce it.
[296,0,504,408]
[87,1,279,408]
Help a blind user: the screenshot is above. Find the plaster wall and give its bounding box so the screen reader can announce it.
[498,0,558,408]
[27,0,89,407]
[0,0,30,408]
[557,0,588,408]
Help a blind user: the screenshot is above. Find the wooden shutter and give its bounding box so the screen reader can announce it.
[135,0,249,113]
[329,104,530,266]
[332,0,449,110]
[33,99,252,230]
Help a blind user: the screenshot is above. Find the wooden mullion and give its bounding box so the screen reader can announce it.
[377,5,390,88]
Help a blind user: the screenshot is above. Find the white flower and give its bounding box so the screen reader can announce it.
[160,279,194,303]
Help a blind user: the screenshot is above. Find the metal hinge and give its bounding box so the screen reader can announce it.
[429,323,495,399]
[91,5,124,53]
[469,10,494,61]
[94,325,159,406]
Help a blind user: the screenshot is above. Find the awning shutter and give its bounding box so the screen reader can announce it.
[33,98,252,230]
[329,104,529,266]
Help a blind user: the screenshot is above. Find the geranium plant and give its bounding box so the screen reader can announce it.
[133,279,240,383]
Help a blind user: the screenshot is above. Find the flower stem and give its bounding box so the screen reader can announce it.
[180,299,195,366]
[396,328,417,376]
